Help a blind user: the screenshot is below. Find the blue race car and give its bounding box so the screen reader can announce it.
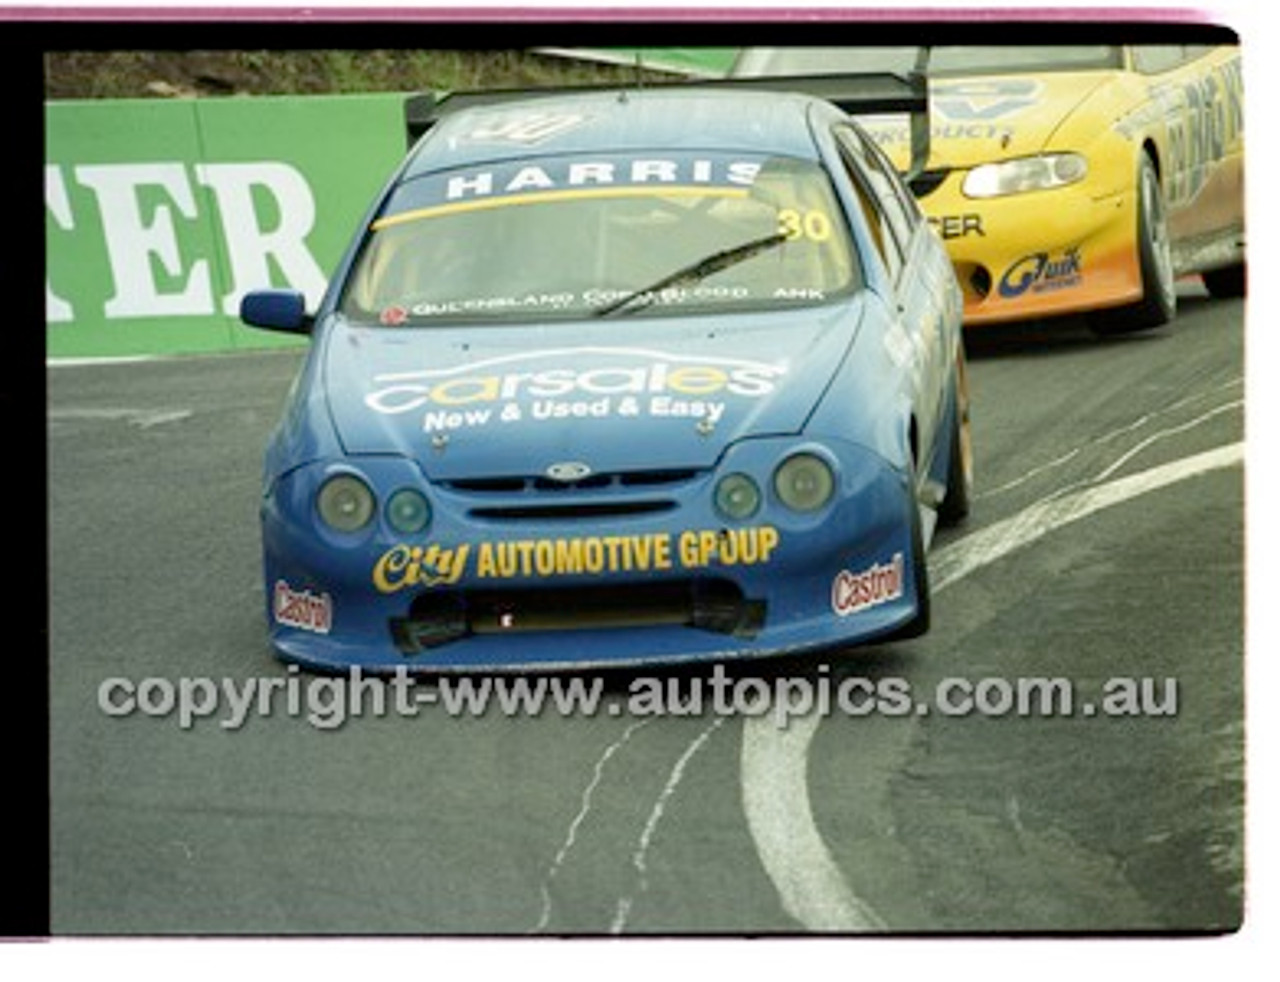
[241,75,971,672]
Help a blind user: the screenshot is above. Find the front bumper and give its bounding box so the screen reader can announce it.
[260,437,924,672]
[921,173,1141,325]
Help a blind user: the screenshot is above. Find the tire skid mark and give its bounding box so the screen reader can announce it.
[1091,399,1242,482]
[531,718,653,934]
[975,445,1084,500]
[610,715,727,934]
[976,376,1242,500]
[742,439,1244,932]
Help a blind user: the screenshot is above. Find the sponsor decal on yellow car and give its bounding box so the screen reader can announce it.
[878,53,1242,324]
[733,44,1245,327]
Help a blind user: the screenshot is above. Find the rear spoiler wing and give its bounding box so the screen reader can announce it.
[404,53,932,179]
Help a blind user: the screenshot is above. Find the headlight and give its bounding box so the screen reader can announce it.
[714,473,762,521]
[386,488,432,534]
[773,453,835,513]
[316,474,375,532]
[962,153,1088,198]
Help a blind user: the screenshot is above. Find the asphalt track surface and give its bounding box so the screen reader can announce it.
[49,284,1244,936]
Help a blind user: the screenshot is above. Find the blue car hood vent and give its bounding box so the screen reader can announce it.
[321,303,864,480]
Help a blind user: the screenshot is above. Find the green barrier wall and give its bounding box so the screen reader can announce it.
[45,93,409,358]
[538,47,737,77]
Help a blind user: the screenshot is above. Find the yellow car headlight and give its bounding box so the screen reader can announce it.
[963,153,1088,198]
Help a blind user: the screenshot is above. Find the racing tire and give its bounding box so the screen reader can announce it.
[937,344,973,526]
[885,490,931,641]
[1203,262,1246,299]
[1089,154,1176,336]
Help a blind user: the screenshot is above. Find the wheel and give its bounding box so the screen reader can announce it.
[1203,262,1246,299]
[884,474,932,641]
[1089,154,1176,336]
[938,344,973,526]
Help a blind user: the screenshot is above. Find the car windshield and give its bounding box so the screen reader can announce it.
[339,152,860,325]
[732,46,1124,77]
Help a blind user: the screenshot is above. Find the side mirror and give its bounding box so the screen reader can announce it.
[239,289,313,335]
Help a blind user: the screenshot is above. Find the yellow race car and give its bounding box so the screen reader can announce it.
[731,44,1244,332]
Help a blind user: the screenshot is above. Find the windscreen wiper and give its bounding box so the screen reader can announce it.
[593,231,789,318]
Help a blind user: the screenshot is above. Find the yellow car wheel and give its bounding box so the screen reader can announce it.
[1203,262,1246,299]
[1090,154,1176,335]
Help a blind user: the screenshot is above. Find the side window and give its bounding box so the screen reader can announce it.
[857,126,925,229]
[1131,45,1188,75]
[834,125,913,282]
[848,171,896,278]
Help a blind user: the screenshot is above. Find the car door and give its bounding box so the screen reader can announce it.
[832,121,955,484]
[1129,44,1245,263]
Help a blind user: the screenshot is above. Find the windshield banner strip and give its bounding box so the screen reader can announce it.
[371,185,750,231]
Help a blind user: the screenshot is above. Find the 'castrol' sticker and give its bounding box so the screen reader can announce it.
[831,553,904,617]
[273,581,333,634]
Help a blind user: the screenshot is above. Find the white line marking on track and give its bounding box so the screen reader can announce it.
[933,440,1243,592]
[610,715,727,934]
[46,355,161,368]
[47,407,193,428]
[741,440,1244,932]
[741,711,889,931]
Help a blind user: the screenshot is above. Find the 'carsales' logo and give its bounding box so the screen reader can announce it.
[364,347,788,414]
